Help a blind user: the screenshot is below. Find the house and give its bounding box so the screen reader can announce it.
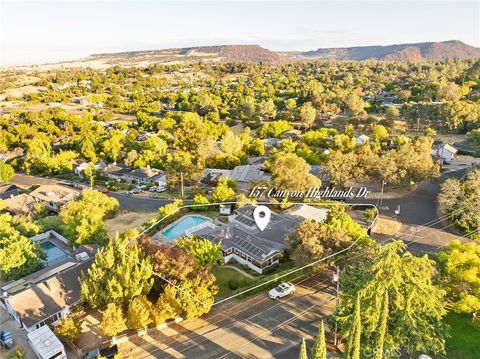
[122,167,167,186]
[73,161,107,177]
[230,165,271,184]
[200,169,232,187]
[261,138,282,149]
[355,135,370,145]
[0,184,21,199]
[29,184,80,212]
[195,204,328,273]
[27,325,67,359]
[432,140,458,162]
[3,193,37,215]
[0,245,98,333]
[102,163,131,181]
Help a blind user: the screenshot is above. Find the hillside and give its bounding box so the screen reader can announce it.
[301,40,480,61]
[86,44,284,64]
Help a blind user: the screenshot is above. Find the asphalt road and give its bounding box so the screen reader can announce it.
[118,275,337,359]
[11,173,171,212]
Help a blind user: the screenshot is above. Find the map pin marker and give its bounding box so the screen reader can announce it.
[253,205,271,231]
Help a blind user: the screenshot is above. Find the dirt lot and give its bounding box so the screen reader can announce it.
[105,211,157,237]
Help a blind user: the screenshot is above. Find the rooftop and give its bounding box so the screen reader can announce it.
[30,184,80,204]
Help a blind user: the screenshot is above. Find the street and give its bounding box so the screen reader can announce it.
[118,275,336,359]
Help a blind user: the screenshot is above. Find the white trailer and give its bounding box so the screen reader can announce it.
[27,325,67,359]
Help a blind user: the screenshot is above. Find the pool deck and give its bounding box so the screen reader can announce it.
[152,214,214,243]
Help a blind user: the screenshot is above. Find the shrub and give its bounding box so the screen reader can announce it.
[228,278,240,290]
[54,312,83,341]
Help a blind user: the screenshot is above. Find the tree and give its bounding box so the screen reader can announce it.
[258,121,293,138]
[220,131,243,155]
[299,102,317,129]
[311,321,326,359]
[467,128,480,144]
[192,194,210,211]
[298,338,308,359]
[100,303,127,337]
[335,241,447,357]
[175,236,222,267]
[345,295,362,359]
[384,106,400,126]
[326,151,361,187]
[374,292,389,359]
[286,221,352,270]
[7,347,26,359]
[270,152,320,190]
[54,312,83,341]
[212,178,236,203]
[438,168,480,237]
[0,213,44,280]
[60,189,119,246]
[371,125,389,145]
[0,160,15,184]
[81,234,154,308]
[126,295,153,329]
[437,240,480,315]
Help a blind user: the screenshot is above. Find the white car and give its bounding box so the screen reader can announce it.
[268,282,295,300]
[149,186,166,193]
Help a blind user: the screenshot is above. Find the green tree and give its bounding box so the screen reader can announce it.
[60,189,119,246]
[374,292,389,359]
[437,240,480,315]
[336,241,447,357]
[299,102,317,129]
[7,347,26,359]
[54,312,83,341]
[270,152,320,190]
[345,295,362,359]
[175,236,222,267]
[311,321,326,359]
[192,194,210,211]
[0,160,15,184]
[81,234,154,308]
[212,179,236,203]
[298,338,309,359]
[126,295,153,330]
[100,303,127,337]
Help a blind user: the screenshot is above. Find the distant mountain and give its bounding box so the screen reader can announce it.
[301,40,480,61]
[86,44,285,65]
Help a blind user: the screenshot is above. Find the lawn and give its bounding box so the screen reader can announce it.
[444,312,480,359]
[212,266,252,299]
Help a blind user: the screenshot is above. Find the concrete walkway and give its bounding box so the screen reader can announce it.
[222,265,255,279]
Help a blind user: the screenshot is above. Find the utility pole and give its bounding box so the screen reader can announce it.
[380,180,386,207]
[333,265,340,347]
[180,172,184,198]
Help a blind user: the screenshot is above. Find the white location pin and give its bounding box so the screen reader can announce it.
[253,205,271,231]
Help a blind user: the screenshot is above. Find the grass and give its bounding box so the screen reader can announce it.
[444,312,480,359]
[212,266,252,299]
[373,216,402,236]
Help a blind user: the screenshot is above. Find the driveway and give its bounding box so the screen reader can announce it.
[1,307,36,359]
[118,275,337,359]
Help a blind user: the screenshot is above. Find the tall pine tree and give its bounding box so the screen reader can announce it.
[346,294,361,359]
[374,292,389,359]
[311,321,327,359]
[298,338,309,359]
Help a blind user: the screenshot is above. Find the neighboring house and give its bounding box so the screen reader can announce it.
[122,167,167,186]
[73,161,107,177]
[200,169,232,187]
[27,325,67,359]
[230,165,271,183]
[3,193,37,215]
[31,230,71,267]
[195,204,328,273]
[247,156,268,167]
[0,184,21,200]
[102,163,131,181]
[261,138,282,149]
[29,184,81,212]
[355,135,370,145]
[0,245,98,333]
[432,140,458,162]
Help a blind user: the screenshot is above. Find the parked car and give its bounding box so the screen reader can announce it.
[101,188,109,194]
[149,185,166,193]
[84,345,118,359]
[268,282,295,300]
[127,187,142,195]
[0,331,13,349]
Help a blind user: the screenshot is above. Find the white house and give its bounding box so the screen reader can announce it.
[355,135,370,145]
[29,184,80,212]
[432,140,458,162]
[122,167,167,186]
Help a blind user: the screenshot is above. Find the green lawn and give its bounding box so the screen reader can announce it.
[444,312,480,359]
[212,266,252,299]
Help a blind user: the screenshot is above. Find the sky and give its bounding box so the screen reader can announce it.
[0,0,479,66]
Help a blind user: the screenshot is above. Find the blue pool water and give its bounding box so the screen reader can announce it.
[40,241,70,266]
[162,216,209,241]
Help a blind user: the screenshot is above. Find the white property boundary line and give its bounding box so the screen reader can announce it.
[118,201,378,307]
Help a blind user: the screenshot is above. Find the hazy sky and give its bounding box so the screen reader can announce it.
[1,1,479,66]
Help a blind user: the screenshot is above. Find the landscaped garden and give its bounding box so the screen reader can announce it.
[212,266,252,299]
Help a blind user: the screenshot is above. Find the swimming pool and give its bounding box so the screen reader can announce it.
[40,241,71,266]
[161,216,210,241]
